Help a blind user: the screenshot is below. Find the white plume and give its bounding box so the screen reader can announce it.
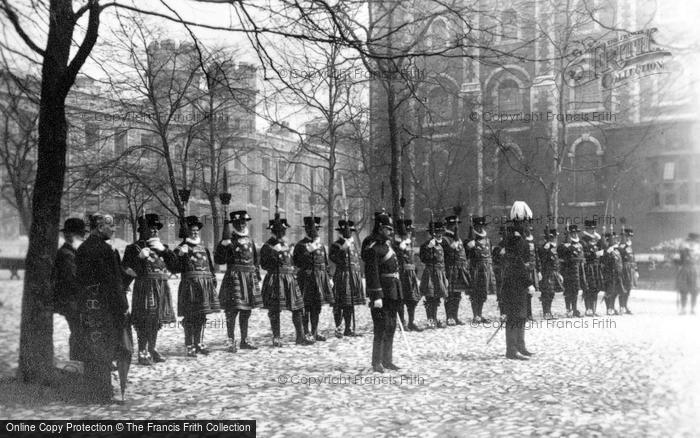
[510,200,533,221]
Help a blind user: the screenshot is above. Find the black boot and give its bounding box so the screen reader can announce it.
[333,306,343,337]
[293,309,313,345]
[309,307,325,341]
[148,324,165,363]
[270,311,282,347]
[195,317,210,355]
[517,323,533,356]
[505,324,528,360]
[239,310,257,350]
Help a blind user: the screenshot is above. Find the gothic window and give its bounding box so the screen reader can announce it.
[428,87,453,121]
[570,140,601,204]
[497,79,522,113]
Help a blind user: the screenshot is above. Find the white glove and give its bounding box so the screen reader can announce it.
[499,248,505,256]
[564,243,571,247]
[544,243,551,250]
[578,289,583,295]
[427,239,436,248]
[138,247,151,259]
[272,243,284,252]
[537,272,542,282]
[176,245,189,255]
[148,238,165,252]
[467,240,475,249]
[606,247,614,253]
[373,298,383,309]
[527,285,535,293]
[595,250,604,257]
[220,239,232,246]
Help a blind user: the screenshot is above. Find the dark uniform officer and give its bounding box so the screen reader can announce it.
[260,216,311,346]
[618,228,637,315]
[602,231,625,315]
[362,212,403,373]
[559,224,586,318]
[677,232,699,315]
[492,226,506,311]
[122,214,178,365]
[419,220,449,329]
[538,229,564,319]
[215,210,263,352]
[77,213,128,403]
[522,224,541,320]
[501,201,535,360]
[442,216,470,325]
[52,218,87,362]
[581,220,605,317]
[329,219,365,337]
[293,216,334,342]
[394,219,423,331]
[176,216,220,357]
[465,216,495,323]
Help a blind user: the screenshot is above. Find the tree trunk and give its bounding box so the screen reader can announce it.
[387,83,401,219]
[18,1,75,384]
[208,194,221,244]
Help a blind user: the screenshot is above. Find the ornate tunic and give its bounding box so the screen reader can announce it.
[260,237,304,311]
[122,239,178,326]
[582,233,605,293]
[538,242,564,295]
[602,244,627,297]
[618,241,637,292]
[559,240,587,296]
[394,237,421,302]
[466,234,496,301]
[329,237,366,306]
[442,230,471,292]
[176,239,220,317]
[293,237,334,306]
[215,232,263,310]
[419,238,449,298]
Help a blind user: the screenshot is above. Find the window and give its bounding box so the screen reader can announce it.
[262,189,270,208]
[115,130,127,155]
[294,194,302,211]
[572,79,602,110]
[262,157,270,175]
[571,141,601,203]
[679,183,690,205]
[85,123,99,149]
[295,163,302,183]
[248,184,256,204]
[662,162,675,180]
[501,9,518,40]
[497,80,522,113]
[428,87,452,121]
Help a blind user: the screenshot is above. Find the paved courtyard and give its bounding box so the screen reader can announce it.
[1,275,699,437]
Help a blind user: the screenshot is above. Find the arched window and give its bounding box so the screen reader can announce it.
[427,19,449,48]
[428,87,453,122]
[570,140,602,203]
[497,79,522,113]
[572,76,602,110]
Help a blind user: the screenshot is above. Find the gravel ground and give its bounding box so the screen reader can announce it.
[1,274,698,437]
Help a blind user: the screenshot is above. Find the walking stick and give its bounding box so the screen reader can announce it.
[486,319,504,345]
[396,316,414,358]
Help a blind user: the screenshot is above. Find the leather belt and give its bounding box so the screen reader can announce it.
[274,267,296,274]
[401,263,416,270]
[142,273,169,280]
[183,271,213,279]
[381,272,399,279]
[228,264,256,273]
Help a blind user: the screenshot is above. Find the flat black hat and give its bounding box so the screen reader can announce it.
[185,215,204,229]
[568,224,579,233]
[428,220,445,232]
[396,219,414,234]
[304,216,322,228]
[138,213,163,231]
[230,210,252,222]
[60,218,87,234]
[547,228,558,237]
[472,216,487,226]
[623,228,634,236]
[268,218,290,230]
[336,219,356,231]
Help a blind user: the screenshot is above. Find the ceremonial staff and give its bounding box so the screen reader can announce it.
[178,188,191,240]
[395,184,414,357]
[274,162,282,325]
[219,169,232,241]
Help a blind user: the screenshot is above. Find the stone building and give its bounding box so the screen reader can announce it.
[369,0,700,250]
